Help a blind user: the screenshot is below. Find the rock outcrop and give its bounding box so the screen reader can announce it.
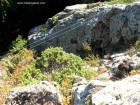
[5,81,62,105]
[72,75,140,105]
[28,2,140,54]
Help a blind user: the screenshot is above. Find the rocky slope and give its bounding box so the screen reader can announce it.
[5,74,140,105]
[4,51,140,105]
[28,1,140,54]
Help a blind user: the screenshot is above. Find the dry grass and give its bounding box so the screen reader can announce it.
[84,54,100,67]
[61,76,73,105]
[0,48,34,104]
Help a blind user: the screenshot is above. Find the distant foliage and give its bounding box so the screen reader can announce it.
[2,35,28,74]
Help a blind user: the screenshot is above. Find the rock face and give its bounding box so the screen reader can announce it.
[5,81,62,105]
[28,2,140,54]
[72,75,140,105]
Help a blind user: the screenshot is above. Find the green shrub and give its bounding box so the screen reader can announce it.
[36,47,96,82]
[135,40,140,52]
[20,63,45,85]
[48,16,58,28]
[9,35,27,53]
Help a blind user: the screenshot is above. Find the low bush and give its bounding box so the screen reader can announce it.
[36,47,96,81]
[9,35,27,53]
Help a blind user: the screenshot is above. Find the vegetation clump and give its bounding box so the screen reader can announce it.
[9,35,27,53]
[84,54,100,67]
[0,36,97,104]
[39,25,48,32]
[48,16,58,28]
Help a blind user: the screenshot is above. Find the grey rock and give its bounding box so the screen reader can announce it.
[91,75,140,105]
[5,81,62,105]
[28,2,140,54]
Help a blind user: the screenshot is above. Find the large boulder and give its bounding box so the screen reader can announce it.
[28,2,140,54]
[5,81,62,105]
[91,75,140,105]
